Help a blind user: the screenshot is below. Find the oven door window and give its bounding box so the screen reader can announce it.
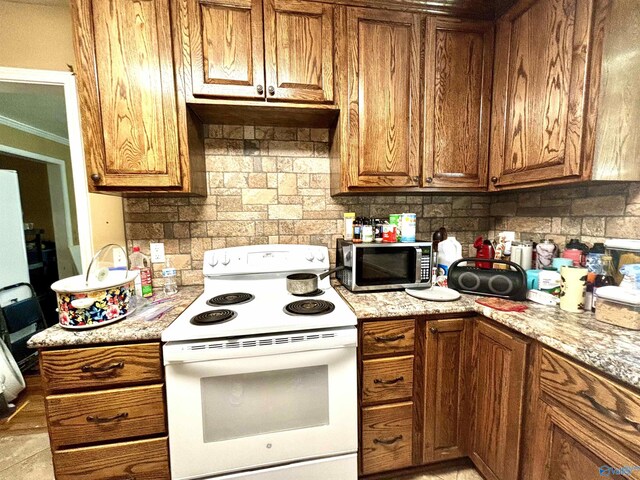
[201,365,329,443]
[355,247,416,286]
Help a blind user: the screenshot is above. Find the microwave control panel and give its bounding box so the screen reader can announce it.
[420,246,431,282]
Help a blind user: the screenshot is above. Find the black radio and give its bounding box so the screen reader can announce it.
[447,258,527,300]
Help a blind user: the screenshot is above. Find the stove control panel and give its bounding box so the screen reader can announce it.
[204,244,330,276]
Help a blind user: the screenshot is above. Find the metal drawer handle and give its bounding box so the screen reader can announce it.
[373,435,403,445]
[81,361,124,375]
[579,391,640,432]
[373,376,404,385]
[86,412,128,423]
[374,334,405,343]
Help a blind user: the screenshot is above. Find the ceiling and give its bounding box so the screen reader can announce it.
[0,82,69,139]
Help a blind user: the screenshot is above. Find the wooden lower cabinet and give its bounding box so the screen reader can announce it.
[470,318,529,480]
[534,403,639,480]
[423,318,469,462]
[39,342,169,479]
[357,315,640,479]
[522,345,640,480]
[359,318,416,475]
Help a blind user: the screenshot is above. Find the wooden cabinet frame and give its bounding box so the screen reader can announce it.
[422,18,494,189]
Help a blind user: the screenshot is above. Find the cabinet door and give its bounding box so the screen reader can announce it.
[423,18,493,189]
[263,0,333,103]
[471,319,529,480]
[489,0,594,189]
[345,8,421,188]
[424,319,469,462]
[71,0,181,188]
[188,0,265,99]
[536,401,639,480]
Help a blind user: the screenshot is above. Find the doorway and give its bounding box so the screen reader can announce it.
[0,67,93,277]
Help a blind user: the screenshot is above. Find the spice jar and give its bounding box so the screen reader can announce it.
[362,218,374,243]
[352,217,363,243]
[374,219,384,243]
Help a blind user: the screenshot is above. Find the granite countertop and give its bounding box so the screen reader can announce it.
[336,286,640,390]
[28,286,202,349]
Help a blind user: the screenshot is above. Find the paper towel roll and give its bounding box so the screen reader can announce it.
[560,266,588,313]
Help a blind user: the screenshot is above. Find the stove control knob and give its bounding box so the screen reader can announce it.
[210,253,218,267]
[221,253,231,266]
[315,250,325,261]
[305,250,315,261]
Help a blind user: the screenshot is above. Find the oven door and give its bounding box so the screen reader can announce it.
[354,245,422,289]
[164,329,357,480]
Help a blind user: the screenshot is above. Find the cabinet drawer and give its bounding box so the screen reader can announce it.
[53,436,169,479]
[362,355,414,405]
[540,348,640,454]
[362,320,415,357]
[361,402,413,475]
[41,343,162,393]
[46,384,166,449]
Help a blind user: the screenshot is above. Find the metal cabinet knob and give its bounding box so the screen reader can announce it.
[425,177,433,184]
[268,86,275,96]
[429,327,438,334]
[491,176,498,184]
[90,173,101,183]
[257,85,264,95]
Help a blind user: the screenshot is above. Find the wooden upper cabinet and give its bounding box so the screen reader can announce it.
[264,0,334,103]
[345,8,421,188]
[489,0,595,190]
[188,0,265,99]
[423,18,494,189]
[187,0,333,102]
[71,0,186,189]
[471,319,529,480]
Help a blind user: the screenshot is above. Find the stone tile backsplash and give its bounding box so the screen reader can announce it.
[124,125,640,287]
[488,183,640,246]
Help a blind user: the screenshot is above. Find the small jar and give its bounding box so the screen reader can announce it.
[362,218,374,243]
[374,219,384,243]
[352,217,363,243]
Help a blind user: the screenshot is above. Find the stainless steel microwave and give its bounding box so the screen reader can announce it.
[335,239,432,292]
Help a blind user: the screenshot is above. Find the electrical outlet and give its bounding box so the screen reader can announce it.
[113,249,127,268]
[150,243,165,263]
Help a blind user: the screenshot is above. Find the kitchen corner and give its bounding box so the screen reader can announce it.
[336,285,640,389]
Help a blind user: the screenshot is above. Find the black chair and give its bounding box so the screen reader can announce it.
[0,282,47,372]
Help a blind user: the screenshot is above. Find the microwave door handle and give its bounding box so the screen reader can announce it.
[415,247,422,283]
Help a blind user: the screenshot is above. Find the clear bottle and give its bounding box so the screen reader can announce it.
[129,246,153,297]
[162,257,178,295]
[592,255,615,313]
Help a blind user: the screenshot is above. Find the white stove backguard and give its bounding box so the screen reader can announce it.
[203,244,330,278]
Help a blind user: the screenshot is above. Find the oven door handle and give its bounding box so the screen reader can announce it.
[164,330,357,365]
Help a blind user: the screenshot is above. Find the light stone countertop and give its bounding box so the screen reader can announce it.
[336,286,640,390]
[28,286,202,349]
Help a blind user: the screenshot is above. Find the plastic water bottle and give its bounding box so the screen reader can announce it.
[129,246,153,297]
[162,257,178,295]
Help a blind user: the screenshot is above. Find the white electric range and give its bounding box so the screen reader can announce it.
[162,244,358,480]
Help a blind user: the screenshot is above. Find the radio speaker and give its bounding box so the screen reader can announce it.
[447,258,527,300]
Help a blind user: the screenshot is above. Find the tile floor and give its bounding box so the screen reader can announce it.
[0,372,54,479]
[0,373,483,480]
